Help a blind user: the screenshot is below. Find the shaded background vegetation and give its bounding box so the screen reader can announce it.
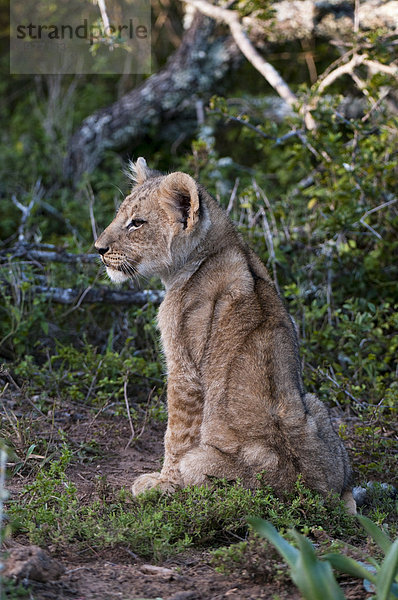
[0,0,397,582]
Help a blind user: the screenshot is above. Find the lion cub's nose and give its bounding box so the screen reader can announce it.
[96,244,109,256]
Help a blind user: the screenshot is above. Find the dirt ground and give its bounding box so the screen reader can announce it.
[3,396,371,600]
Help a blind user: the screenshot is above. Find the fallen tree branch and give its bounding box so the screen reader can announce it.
[33,285,165,306]
[0,244,98,264]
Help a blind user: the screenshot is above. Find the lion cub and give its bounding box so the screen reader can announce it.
[95,158,356,513]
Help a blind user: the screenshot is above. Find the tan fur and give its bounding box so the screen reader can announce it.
[95,158,356,513]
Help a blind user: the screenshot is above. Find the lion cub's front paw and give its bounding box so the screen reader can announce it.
[131,472,177,496]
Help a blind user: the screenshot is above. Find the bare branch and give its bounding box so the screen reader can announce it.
[310,54,398,112]
[0,244,98,264]
[182,0,316,129]
[354,0,360,34]
[364,59,398,78]
[358,197,398,240]
[96,0,111,33]
[11,181,44,243]
[317,54,367,96]
[32,285,165,306]
[208,109,274,140]
[84,185,98,242]
[226,177,240,215]
[361,197,397,218]
[307,364,367,408]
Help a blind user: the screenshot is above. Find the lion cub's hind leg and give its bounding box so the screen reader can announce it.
[342,489,357,515]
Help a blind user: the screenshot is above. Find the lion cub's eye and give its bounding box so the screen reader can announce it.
[127,219,146,231]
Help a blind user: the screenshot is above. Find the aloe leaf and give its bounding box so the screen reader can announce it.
[322,553,377,583]
[358,515,392,554]
[248,517,298,567]
[376,538,398,600]
[291,532,346,600]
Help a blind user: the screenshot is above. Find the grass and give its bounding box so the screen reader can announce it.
[8,450,360,562]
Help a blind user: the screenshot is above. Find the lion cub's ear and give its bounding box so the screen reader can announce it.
[159,172,200,231]
[127,157,155,186]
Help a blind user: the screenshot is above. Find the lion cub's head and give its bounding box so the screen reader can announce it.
[95,158,208,283]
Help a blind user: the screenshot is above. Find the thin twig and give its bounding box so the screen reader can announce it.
[84,359,104,404]
[252,180,277,236]
[209,108,305,147]
[226,178,240,215]
[124,378,135,449]
[326,268,333,326]
[85,184,98,242]
[317,54,367,96]
[137,387,156,440]
[257,204,280,296]
[83,399,112,443]
[361,197,397,217]
[361,88,390,122]
[359,218,382,239]
[308,364,366,407]
[311,53,398,113]
[208,109,274,140]
[12,195,36,243]
[60,273,100,318]
[358,197,397,239]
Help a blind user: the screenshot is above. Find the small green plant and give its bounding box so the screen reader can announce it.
[211,535,289,584]
[249,517,345,600]
[323,515,398,598]
[9,475,357,561]
[1,580,31,599]
[249,515,398,599]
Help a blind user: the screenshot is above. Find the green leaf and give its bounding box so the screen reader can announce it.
[26,444,37,459]
[322,553,377,583]
[358,515,392,554]
[247,517,298,567]
[376,538,398,600]
[291,532,346,600]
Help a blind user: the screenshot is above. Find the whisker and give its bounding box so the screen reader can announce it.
[121,263,135,277]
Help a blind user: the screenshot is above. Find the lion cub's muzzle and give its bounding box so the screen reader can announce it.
[95,241,120,267]
[95,244,138,281]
